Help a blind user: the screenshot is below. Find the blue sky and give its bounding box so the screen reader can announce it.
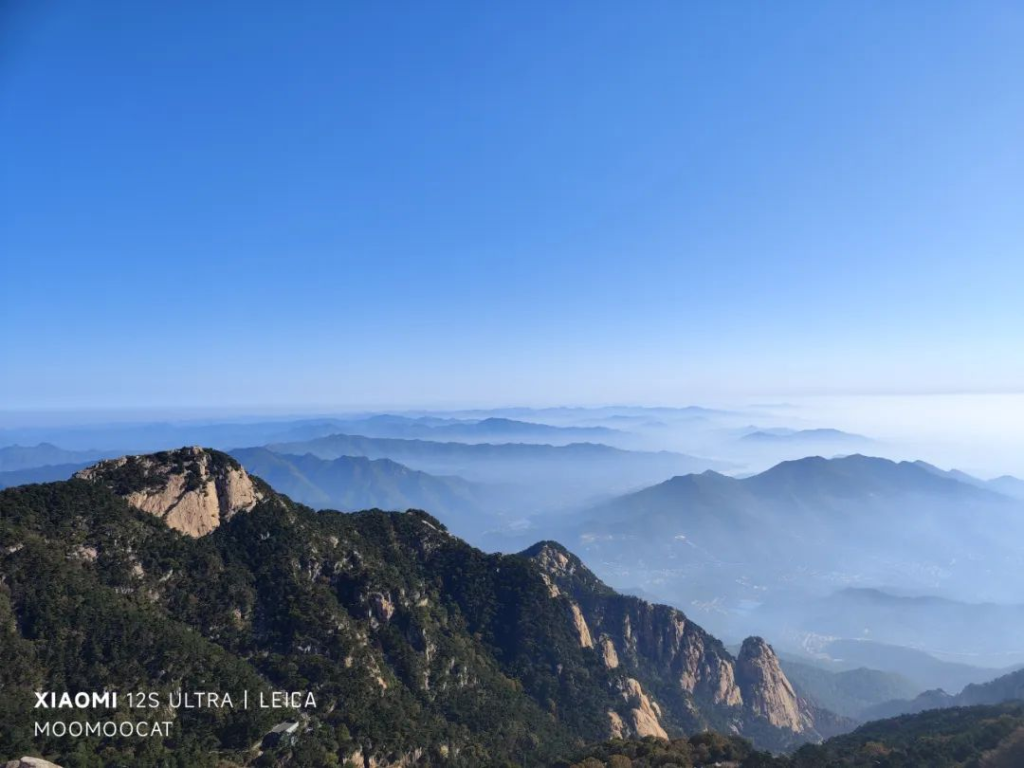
[2,1,1023,409]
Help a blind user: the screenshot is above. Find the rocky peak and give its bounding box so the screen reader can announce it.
[522,540,581,578]
[735,636,810,733]
[75,447,267,537]
[520,540,614,597]
[521,543,820,741]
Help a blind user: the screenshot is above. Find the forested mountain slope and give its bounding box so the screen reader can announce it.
[0,448,828,767]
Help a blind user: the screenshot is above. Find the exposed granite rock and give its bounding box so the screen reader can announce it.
[619,677,668,739]
[369,592,395,624]
[529,543,743,706]
[607,710,625,738]
[5,758,64,768]
[600,636,619,669]
[539,572,561,598]
[523,540,819,742]
[346,747,426,767]
[736,636,811,733]
[569,601,594,648]
[75,447,267,537]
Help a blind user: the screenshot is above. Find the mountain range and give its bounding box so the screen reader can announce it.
[0,415,627,454]
[914,459,1024,500]
[776,659,920,721]
[0,448,836,767]
[312,416,626,445]
[862,662,1024,722]
[563,454,1023,611]
[0,462,93,490]
[0,443,113,472]
[227,447,502,539]
[797,637,1020,697]
[541,454,1024,678]
[265,432,723,510]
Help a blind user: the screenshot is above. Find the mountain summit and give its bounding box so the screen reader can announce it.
[75,447,270,537]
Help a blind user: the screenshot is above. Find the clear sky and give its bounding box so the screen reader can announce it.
[2,1,1023,410]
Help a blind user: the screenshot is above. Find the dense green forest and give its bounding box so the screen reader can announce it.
[0,479,589,766]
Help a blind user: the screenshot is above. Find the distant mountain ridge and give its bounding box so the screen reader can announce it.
[572,454,1012,546]
[228,447,500,538]
[265,432,724,509]
[779,658,920,720]
[0,462,92,489]
[0,443,114,472]
[561,454,1024,657]
[0,413,628,454]
[914,459,1024,500]
[342,415,624,443]
[862,660,1024,721]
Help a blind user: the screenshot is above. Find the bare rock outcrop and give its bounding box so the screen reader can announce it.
[618,677,668,739]
[522,539,821,742]
[600,636,619,669]
[369,592,396,624]
[75,447,267,537]
[569,602,594,648]
[607,710,625,739]
[735,636,811,733]
[586,597,744,708]
[530,542,576,578]
[5,758,64,768]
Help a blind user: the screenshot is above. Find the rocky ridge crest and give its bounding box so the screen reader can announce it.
[75,447,267,537]
[523,541,820,741]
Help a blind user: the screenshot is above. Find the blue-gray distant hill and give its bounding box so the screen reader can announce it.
[0,443,115,472]
[808,638,1019,696]
[0,461,92,489]
[740,428,872,445]
[914,460,1024,500]
[562,455,1024,668]
[0,414,629,453]
[572,454,1008,548]
[862,661,1024,721]
[778,658,920,720]
[265,433,725,510]
[228,447,501,539]
[319,415,624,444]
[989,474,1024,499]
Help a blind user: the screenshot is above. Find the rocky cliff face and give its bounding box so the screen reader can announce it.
[618,677,669,739]
[523,541,819,742]
[75,447,267,537]
[736,636,812,732]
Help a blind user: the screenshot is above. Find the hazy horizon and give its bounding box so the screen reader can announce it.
[3,393,1024,477]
